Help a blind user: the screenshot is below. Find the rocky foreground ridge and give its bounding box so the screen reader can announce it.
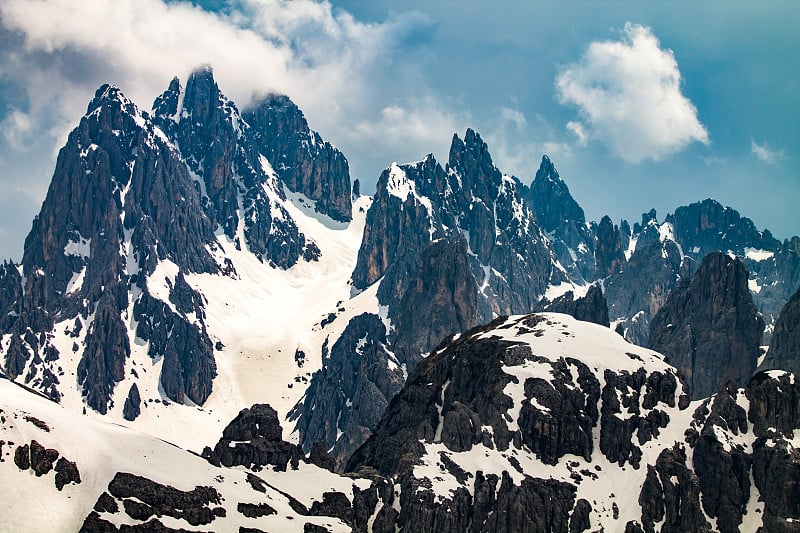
[2,310,798,532]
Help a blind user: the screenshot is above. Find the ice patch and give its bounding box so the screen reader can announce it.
[745,248,775,262]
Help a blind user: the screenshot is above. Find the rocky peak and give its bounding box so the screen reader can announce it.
[530,155,586,230]
[447,128,501,204]
[152,67,316,268]
[648,252,764,399]
[530,155,595,282]
[666,198,780,260]
[594,215,627,279]
[243,93,352,222]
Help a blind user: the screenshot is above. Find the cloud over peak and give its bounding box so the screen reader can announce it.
[556,22,709,163]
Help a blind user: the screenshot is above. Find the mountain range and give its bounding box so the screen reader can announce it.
[0,66,798,532]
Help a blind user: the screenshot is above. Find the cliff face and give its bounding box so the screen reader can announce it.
[759,285,800,374]
[649,252,764,400]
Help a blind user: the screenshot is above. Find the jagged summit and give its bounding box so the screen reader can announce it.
[649,251,764,399]
[243,92,353,222]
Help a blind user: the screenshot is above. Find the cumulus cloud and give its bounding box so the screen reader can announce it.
[751,139,784,165]
[0,109,34,150]
[556,22,709,163]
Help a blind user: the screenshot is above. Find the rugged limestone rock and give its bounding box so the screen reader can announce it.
[529,155,595,283]
[540,284,610,327]
[594,215,627,279]
[123,383,141,422]
[54,456,82,490]
[78,292,130,414]
[605,239,691,346]
[291,313,405,470]
[391,237,481,366]
[649,252,764,399]
[667,199,779,261]
[203,404,303,471]
[243,93,352,222]
[638,445,710,533]
[83,472,225,530]
[760,285,800,373]
[152,67,315,268]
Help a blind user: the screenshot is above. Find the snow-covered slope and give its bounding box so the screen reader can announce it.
[0,375,381,533]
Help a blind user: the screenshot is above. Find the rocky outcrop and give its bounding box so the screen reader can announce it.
[152,67,317,268]
[540,284,610,327]
[594,215,627,279]
[529,155,595,282]
[83,472,225,531]
[243,94,352,222]
[123,383,141,422]
[760,285,800,374]
[347,313,689,532]
[649,252,764,399]
[637,445,710,533]
[391,237,481,366]
[13,439,81,491]
[667,199,779,261]
[291,313,405,470]
[202,404,303,472]
[604,239,690,346]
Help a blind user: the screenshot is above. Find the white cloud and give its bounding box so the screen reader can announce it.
[751,139,784,165]
[0,109,34,150]
[565,121,587,146]
[556,22,709,163]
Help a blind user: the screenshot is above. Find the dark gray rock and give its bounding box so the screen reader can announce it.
[243,93,352,222]
[649,252,764,399]
[203,403,303,472]
[54,456,82,490]
[604,239,691,346]
[760,285,800,373]
[638,445,711,533]
[540,284,610,327]
[291,313,404,470]
[594,215,627,279]
[123,383,141,422]
[529,155,595,283]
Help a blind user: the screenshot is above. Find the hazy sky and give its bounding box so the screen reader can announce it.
[0,0,797,260]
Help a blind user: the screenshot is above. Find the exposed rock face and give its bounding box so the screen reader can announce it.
[152,68,318,267]
[202,404,303,472]
[667,199,779,260]
[301,130,559,464]
[83,472,225,531]
[243,93,352,222]
[649,252,764,399]
[347,313,690,532]
[594,215,627,279]
[291,313,405,470]
[760,285,800,374]
[13,439,81,491]
[540,284,610,327]
[529,155,595,283]
[0,66,344,414]
[637,445,710,533]
[123,383,141,422]
[665,198,799,340]
[604,240,690,346]
[391,237,481,367]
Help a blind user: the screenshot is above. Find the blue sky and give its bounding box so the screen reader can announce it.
[0,0,797,260]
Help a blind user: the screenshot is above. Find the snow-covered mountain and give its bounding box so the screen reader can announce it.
[347,312,800,533]
[0,65,798,532]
